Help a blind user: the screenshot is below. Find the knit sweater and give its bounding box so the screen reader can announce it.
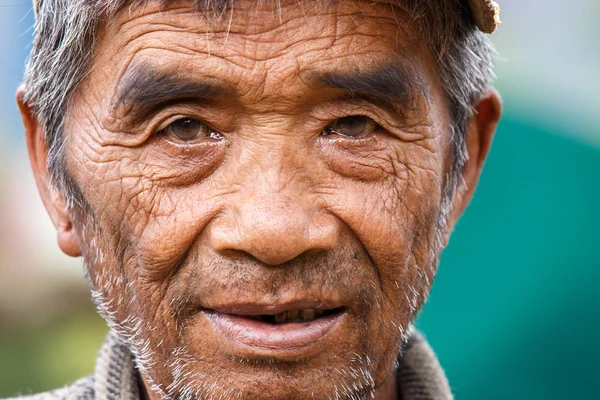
[8,330,453,400]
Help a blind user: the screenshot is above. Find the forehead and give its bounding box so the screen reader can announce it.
[87,0,435,104]
[104,0,417,51]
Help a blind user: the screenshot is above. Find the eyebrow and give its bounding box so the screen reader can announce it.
[110,61,423,123]
[310,62,424,107]
[112,65,232,113]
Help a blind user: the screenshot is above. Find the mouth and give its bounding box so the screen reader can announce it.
[238,307,344,324]
[201,302,347,358]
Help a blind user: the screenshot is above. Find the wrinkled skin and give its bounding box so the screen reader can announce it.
[19,0,501,399]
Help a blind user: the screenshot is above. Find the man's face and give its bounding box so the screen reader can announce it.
[61,1,454,398]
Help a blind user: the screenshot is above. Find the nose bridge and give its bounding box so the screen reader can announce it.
[210,142,339,266]
[256,145,308,197]
[239,131,315,202]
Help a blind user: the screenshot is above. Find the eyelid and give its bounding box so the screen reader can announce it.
[314,101,391,125]
[315,101,424,141]
[155,115,205,133]
[139,101,227,137]
[152,113,225,142]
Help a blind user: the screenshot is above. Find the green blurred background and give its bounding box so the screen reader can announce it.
[0,1,598,398]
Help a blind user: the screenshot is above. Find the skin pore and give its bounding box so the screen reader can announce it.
[19,0,501,399]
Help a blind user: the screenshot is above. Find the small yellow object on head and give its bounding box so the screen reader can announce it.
[470,0,502,34]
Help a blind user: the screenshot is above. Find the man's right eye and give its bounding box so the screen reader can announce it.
[160,118,221,142]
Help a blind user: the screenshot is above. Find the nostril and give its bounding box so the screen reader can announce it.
[214,227,334,266]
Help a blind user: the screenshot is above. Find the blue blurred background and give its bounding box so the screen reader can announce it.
[0,0,598,398]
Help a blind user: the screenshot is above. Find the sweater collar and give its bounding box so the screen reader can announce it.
[93,332,140,400]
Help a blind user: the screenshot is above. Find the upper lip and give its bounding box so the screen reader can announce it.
[203,300,343,316]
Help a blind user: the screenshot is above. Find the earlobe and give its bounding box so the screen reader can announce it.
[444,86,502,245]
[57,220,82,257]
[16,85,82,258]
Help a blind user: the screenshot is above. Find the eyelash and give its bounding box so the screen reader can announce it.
[316,108,393,136]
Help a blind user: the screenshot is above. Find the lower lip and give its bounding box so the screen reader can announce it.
[203,310,346,356]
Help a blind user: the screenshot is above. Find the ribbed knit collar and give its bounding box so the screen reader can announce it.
[93,333,140,400]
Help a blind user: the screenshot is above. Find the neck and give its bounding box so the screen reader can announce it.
[374,370,399,400]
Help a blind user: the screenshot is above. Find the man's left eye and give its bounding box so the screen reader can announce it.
[324,116,378,138]
[161,118,220,142]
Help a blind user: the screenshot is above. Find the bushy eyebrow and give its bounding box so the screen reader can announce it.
[110,61,423,122]
[310,63,424,106]
[112,64,233,112]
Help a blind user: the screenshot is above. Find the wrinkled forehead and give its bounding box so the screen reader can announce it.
[104,0,416,37]
[86,0,433,108]
[95,0,424,68]
[33,0,501,34]
[34,0,407,15]
[39,0,419,45]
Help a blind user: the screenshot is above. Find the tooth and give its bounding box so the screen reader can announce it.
[300,309,315,321]
[287,310,299,321]
[274,312,286,324]
[314,309,325,318]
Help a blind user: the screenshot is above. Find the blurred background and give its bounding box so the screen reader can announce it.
[0,0,598,398]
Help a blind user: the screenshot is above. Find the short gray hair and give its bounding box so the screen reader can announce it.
[22,0,494,207]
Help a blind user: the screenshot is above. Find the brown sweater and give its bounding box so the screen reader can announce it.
[8,330,453,400]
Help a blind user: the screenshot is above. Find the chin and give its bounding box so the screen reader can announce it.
[143,312,403,400]
[157,355,379,400]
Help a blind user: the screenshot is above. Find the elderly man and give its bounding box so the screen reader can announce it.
[15,0,502,399]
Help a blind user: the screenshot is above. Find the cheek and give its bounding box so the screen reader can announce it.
[125,189,218,281]
[319,136,400,182]
[323,139,444,267]
[67,132,229,278]
[321,139,445,351]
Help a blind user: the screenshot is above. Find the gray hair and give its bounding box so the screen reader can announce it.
[22,0,494,207]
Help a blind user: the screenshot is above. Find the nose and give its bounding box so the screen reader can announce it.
[208,174,340,266]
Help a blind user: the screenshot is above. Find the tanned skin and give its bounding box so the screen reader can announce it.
[18,1,501,399]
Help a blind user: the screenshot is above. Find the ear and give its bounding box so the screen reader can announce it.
[444,86,502,245]
[17,85,81,257]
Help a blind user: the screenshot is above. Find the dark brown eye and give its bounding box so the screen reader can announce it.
[325,116,377,138]
[163,118,218,142]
